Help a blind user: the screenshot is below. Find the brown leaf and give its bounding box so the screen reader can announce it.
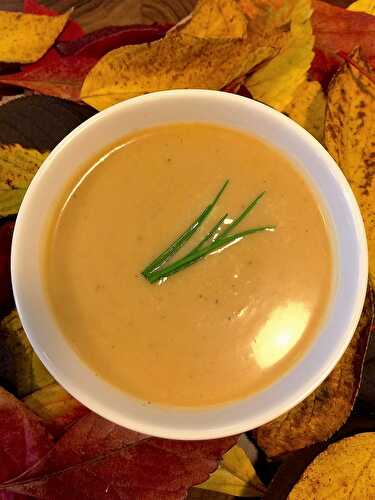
[23,382,89,437]
[254,286,374,458]
[288,433,375,498]
[2,412,237,499]
[0,10,70,64]
[0,385,53,484]
[324,49,375,283]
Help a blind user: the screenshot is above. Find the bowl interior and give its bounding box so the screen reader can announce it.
[11,90,368,439]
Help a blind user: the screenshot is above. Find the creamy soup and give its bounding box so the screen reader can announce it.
[44,123,333,408]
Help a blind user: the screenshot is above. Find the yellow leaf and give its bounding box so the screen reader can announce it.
[239,0,296,28]
[0,144,48,217]
[0,309,54,398]
[348,0,375,14]
[324,49,375,284]
[23,382,88,437]
[196,445,266,497]
[181,0,248,38]
[288,433,375,499]
[254,287,374,457]
[0,10,70,64]
[246,0,314,111]
[284,80,326,142]
[81,31,280,110]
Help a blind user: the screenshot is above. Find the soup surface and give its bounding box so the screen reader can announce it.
[45,123,333,407]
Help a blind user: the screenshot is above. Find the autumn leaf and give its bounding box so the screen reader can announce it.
[0,144,48,217]
[288,433,375,498]
[23,382,89,437]
[23,0,84,42]
[324,49,375,284]
[0,10,70,64]
[0,221,14,317]
[0,385,53,484]
[81,0,282,110]
[180,0,248,38]
[0,310,54,398]
[284,80,326,142]
[253,286,374,458]
[310,0,375,86]
[196,444,266,497]
[0,25,169,101]
[1,412,237,499]
[246,0,314,111]
[0,51,97,102]
[349,0,375,15]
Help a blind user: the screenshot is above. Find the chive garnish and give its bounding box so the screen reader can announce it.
[141,180,229,277]
[141,180,275,283]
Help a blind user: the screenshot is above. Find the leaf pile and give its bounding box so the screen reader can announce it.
[0,0,374,499]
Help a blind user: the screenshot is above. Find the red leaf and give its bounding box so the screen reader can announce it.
[56,24,171,58]
[310,49,341,89]
[0,222,15,317]
[3,412,236,499]
[311,0,375,85]
[23,0,84,42]
[0,386,53,484]
[0,51,96,101]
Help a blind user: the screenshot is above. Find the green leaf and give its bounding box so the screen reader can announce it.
[0,309,54,397]
[0,144,49,217]
[196,445,266,497]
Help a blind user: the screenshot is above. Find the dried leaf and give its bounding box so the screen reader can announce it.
[81,0,282,110]
[0,310,54,398]
[0,221,14,317]
[312,0,375,68]
[181,0,248,38]
[197,445,266,497]
[324,49,375,283]
[288,433,375,499]
[23,382,89,437]
[246,0,314,111]
[0,385,53,484]
[2,412,237,499]
[348,0,375,15]
[0,10,70,64]
[23,0,84,42]
[254,287,374,458]
[56,24,170,58]
[0,144,48,217]
[284,80,326,142]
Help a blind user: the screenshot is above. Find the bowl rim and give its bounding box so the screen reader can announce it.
[11,89,368,440]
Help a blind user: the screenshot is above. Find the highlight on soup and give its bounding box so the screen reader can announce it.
[44,122,333,408]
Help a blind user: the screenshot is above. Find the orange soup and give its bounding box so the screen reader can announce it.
[44,123,333,407]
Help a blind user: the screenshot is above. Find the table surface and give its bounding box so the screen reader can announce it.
[3,0,351,30]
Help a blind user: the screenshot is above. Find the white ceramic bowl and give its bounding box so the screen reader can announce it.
[11,90,368,440]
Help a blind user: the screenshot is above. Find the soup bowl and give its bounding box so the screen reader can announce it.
[11,90,368,440]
